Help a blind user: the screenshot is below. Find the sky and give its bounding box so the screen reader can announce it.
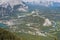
[0,0,60,4]
[22,0,60,2]
[0,0,60,3]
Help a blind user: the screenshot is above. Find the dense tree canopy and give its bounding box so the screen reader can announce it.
[0,28,21,40]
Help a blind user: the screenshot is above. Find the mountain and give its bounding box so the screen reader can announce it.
[23,0,60,7]
[0,0,60,13]
[4,0,28,11]
[0,0,28,17]
[6,11,53,35]
[0,0,60,21]
[0,0,24,8]
[0,10,57,40]
[0,0,59,40]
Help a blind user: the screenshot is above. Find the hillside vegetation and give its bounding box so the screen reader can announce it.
[0,28,21,40]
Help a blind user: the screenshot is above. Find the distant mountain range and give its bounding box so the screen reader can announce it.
[0,0,28,17]
[0,0,60,19]
[0,0,28,12]
[0,0,60,9]
[25,1,60,7]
